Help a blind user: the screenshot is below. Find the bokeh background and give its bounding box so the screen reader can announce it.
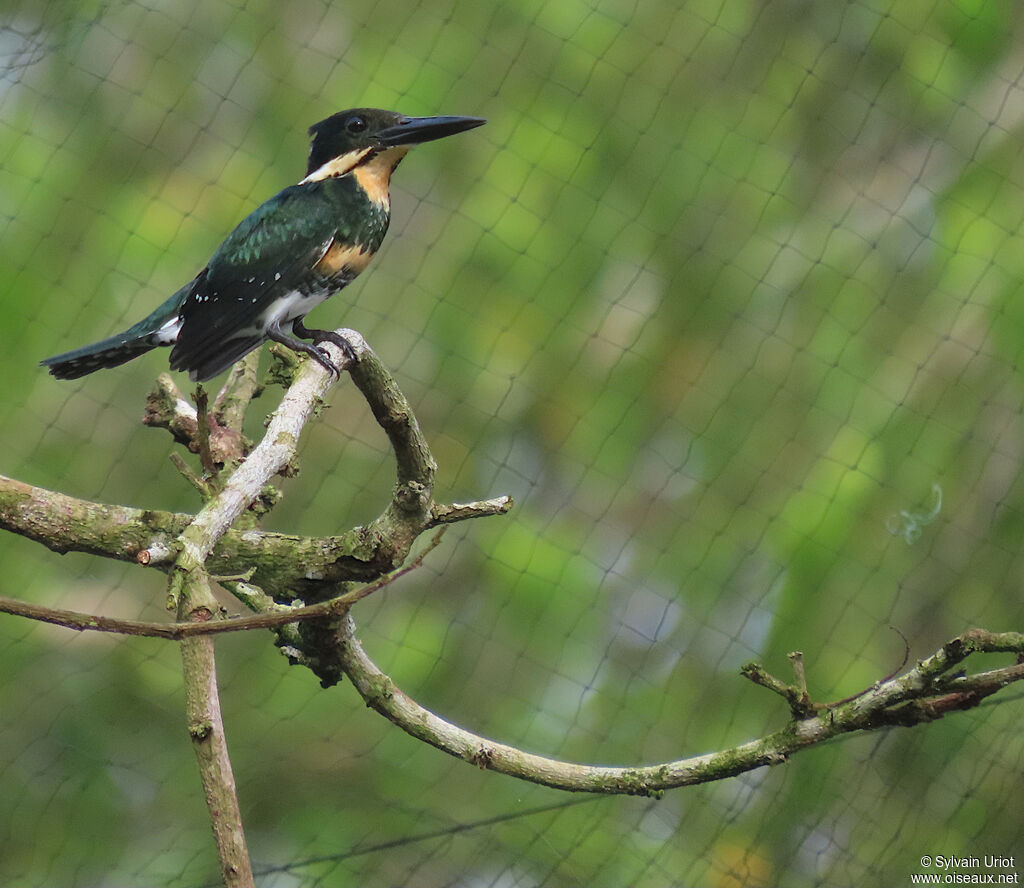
[3,0,1024,885]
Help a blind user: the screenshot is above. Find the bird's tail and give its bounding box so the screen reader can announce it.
[41,285,191,380]
[42,333,165,380]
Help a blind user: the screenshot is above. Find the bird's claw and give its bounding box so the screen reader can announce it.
[293,321,358,371]
[309,346,342,377]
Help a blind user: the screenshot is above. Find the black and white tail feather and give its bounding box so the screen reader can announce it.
[42,284,190,381]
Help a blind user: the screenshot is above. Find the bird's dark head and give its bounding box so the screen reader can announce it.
[305,108,486,179]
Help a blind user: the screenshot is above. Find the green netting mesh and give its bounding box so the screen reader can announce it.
[3,0,1024,885]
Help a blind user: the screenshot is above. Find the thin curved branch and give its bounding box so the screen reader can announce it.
[6,566,1022,798]
[335,623,1024,796]
[0,531,445,640]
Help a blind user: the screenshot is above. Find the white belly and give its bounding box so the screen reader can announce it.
[259,288,330,329]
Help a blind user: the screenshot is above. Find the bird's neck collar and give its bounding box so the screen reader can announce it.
[300,145,411,199]
[300,147,372,184]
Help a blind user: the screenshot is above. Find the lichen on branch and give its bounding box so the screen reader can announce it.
[5,329,1021,806]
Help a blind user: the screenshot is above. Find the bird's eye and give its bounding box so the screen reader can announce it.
[346,116,367,133]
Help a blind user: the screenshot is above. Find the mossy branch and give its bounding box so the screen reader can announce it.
[335,625,1024,795]
[6,330,1022,847]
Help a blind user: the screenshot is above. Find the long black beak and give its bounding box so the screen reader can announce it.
[378,115,486,147]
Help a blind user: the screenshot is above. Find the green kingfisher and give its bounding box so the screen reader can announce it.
[41,108,485,382]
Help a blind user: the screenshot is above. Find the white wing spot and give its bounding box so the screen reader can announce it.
[153,316,182,344]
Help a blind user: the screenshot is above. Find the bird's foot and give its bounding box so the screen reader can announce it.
[293,320,358,367]
[307,345,342,377]
[267,320,349,377]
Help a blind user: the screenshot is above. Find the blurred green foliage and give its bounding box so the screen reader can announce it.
[3,0,1024,885]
